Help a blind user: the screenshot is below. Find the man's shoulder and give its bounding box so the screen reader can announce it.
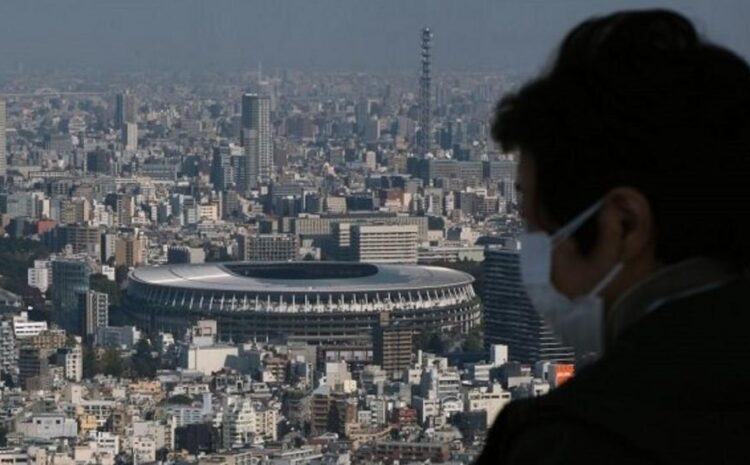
[475,380,651,465]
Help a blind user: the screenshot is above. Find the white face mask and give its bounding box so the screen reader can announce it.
[519,199,623,361]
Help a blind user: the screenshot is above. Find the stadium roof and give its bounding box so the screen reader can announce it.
[129,261,473,294]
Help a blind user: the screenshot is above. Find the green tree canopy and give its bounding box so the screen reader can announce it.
[90,273,122,306]
[100,349,124,378]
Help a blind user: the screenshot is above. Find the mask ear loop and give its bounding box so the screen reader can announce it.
[590,262,625,296]
[550,198,606,247]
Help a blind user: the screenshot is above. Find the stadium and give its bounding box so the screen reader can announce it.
[124,261,481,354]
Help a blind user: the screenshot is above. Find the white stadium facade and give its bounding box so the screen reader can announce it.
[124,261,481,357]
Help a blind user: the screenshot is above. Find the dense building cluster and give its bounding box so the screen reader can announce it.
[0,35,575,463]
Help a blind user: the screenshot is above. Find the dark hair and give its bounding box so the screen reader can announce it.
[493,9,750,269]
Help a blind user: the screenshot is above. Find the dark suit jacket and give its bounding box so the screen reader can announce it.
[475,271,750,464]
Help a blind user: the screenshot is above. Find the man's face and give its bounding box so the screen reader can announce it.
[517,153,624,299]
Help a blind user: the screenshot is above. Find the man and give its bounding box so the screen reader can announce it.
[476,9,750,464]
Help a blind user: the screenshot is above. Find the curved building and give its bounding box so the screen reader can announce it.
[124,261,480,353]
[483,244,574,364]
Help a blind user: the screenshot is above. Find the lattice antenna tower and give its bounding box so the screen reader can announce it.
[418,27,433,157]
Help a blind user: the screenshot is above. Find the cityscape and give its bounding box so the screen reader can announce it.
[0,2,745,465]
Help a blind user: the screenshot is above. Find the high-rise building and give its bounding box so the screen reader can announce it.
[52,259,91,334]
[123,122,138,151]
[115,234,148,268]
[0,316,16,382]
[483,244,574,364]
[240,93,272,183]
[373,312,414,378]
[0,98,6,179]
[116,194,134,226]
[350,224,418,264]
[101,232,117,264]
[114,91,136,129]
[211,144,234,191]
[59,197,91,225]
[79,290,109,339]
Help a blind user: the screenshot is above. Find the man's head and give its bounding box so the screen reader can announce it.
[494,9,750,303]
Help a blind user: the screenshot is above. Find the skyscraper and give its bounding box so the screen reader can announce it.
[240,93,272,184]
[78,290,109,339]
[51,259,91,335]
[483,244,574,364]
[123,122,138,151]
[114,91,136,129]
[0,98,6,179]
[211,143,234,191]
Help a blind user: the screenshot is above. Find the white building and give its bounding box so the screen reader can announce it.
[57,346,83,382]
[133,419,175,451]
[180,344,239,376]
[350,224,418,264]
[80,400,116,427]
[464,383,512,427]
[16,414,78,440]
[27,260,52,293]
[420,367,461,401]
[131,435,156,463]
[123,122,138,151]
[0,318,16,381]
[166,406,204,428]
[81,290,109,338]
[222,397,278,449]
[12,312,48,338]
[93,431,120,455]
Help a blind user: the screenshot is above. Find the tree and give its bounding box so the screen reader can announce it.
[90,273,122,306]
[417,330,446,354]
[462,326,484,352]
[100,349,124,378]
[167,394,193,405]
[82,344,99,379]
[0,238,50,294]
[131,338,158,379]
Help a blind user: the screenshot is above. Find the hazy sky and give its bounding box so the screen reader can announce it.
[0,0,748,74]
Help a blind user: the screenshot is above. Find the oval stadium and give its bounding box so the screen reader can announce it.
[124,261,481,354]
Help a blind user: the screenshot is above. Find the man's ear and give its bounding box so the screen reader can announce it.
[602,187,655,262]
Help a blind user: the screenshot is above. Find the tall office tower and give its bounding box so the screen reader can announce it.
[483,244,574,364]
[417,27,433,156]
[211,144,234,191]
[241,129,260,190]
[51,259,91,335]
[114,91,136,129]
[116,193,134,226]
[122,122,138,151]
[230,154,249,193]
[240,93,272,182]
[0,98,6,179]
